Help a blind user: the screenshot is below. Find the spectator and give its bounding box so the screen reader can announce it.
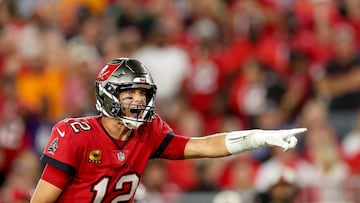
[212,190,243,203]
[316,22,360,139]
[303,121,354,202]
[0,77,32,184]
[133,19,192,115]
[219,153,259,203]
[254,167,300,203]
[0,150,40,203]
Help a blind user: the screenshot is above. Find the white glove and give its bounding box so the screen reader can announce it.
[225,128,307,154]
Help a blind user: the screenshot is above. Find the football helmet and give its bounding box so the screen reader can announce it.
[95,58,157,129]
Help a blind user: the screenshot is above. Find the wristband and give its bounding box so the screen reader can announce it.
[225,130,264,155]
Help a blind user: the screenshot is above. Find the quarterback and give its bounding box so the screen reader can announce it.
[30,58,307,202]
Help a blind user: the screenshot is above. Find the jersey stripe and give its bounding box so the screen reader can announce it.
[41,154,77,174]
[150,132,174,159]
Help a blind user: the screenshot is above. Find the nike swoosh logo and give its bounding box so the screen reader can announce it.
[56,128,65,137]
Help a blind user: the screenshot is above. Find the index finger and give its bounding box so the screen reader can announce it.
[289,128,308,135]
[280,128,308,139]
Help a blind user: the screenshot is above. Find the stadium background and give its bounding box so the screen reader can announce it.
[0,0,360,202]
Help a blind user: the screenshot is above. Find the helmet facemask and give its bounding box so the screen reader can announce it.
[96,82,156,129]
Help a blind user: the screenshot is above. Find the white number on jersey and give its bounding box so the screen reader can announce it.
[91,174,140,202]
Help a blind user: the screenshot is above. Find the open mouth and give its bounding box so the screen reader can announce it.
[129,108,143,118]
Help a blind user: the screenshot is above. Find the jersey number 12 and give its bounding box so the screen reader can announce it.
[92,174,140,202]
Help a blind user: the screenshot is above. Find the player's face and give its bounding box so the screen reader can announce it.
[119,88,147,118]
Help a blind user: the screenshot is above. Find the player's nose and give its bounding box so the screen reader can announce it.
[132,91,146,104]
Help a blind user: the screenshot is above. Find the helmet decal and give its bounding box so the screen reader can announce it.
[133,77,149,83]
[96,63,122,82]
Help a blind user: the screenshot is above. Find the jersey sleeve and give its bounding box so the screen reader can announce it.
[40,120,80,174]
[41,164,72,189]
[150,115,190,160]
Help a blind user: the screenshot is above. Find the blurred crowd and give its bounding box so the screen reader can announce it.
[1,0,360,202]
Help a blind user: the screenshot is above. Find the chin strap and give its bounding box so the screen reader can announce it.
[121,117,144,130]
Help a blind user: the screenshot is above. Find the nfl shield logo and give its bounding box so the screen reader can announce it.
[117,152,125,161]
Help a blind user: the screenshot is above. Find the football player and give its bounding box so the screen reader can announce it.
[30,58,307,202]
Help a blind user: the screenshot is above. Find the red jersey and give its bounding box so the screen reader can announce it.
[41,114,189,202]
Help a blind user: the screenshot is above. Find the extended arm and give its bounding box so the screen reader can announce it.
[184,128,307,159]
[30,164,70,203]
[184,132,229,158]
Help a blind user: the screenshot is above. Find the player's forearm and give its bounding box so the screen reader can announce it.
[184,130,269,159]
[30,180,62,203]
[184,133,230,159]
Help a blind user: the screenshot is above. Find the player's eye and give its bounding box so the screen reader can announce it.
[122,96,133,101]
[139,90,147,97]
[120,89,146,101]
[120,90,133,100]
